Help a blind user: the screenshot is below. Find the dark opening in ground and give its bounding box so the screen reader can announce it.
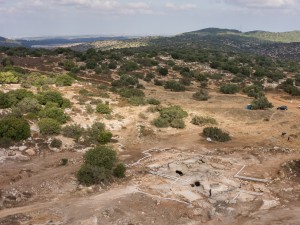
[176,170,184,176]
[194,181,200,187]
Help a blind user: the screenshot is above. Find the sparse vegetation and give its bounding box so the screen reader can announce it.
[192,89,210,101]
[96,103,112,114]
[153,105,188,129]
[50,138,63,148]
[220,84,240,94]
[77,146,125,185]
[0,116,31,142]
[38,118,61,135]
[202,127,231,142]
[191,116,217,126]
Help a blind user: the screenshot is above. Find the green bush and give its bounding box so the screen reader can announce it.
[6,89,35,107]
[98,131,113,144]
[202,127,231,142]
[77,146,126,185]
[191,116,217,126]
[154,79,164,86]
[158,67,168,76]
[160,105,188,122]
[37,91,71,108]
[192,89,210,101]
[153,117,169,128]
[118,88,145,98]
[113,164,126,178]
[170,118,185,129]
[96,103,112,114]
[220,84,240,94]
[147,98,160,105]
[0,91,11,109]
[77,164,112,185]
[128,96,146,106]
[50,138,63,148]
[16,97,41,113]
[84,146,117,169]
[84,122,106,144]
[62,124,84,142]
[39,107,68,124]
[243,85,263,97]
[251,96,273,110]
[55,74,74,86]
[38,118,61,135]
[153,105,188,128]
[164,80,185,92]
[0,116,31,141]
[63,60,76,71]
[0,71,19,84]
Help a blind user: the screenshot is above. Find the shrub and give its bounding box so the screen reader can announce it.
[16,97,41,113]
[153,105,188,128]
[147,98,160,105]
[243,85,263,97]
[202,127,231,142]
[77,164,112,185]
[113,164,126,178]
[119,88,145,98]
[0,116,31,141]
[153,117,169,128]
[97,131,113,144]
[128,97,146,106]
[84,122,106,143]
[50,138,63,148]
[6,89,34,106]
[0,91,11,109]
[191,116,217,126]
[84,146,117,169]
[63,60,76,71]
[38,118,61,135]
[1,57,14,67]
[85,105,94,114]
[164,80,185,92]
[39,107,68,124]
[0,137,13,148]
[170,118,185,129]
[37,91,65,107]
[0,71,19,84]
[251,96,273,110]
[61,158,68,166]
[220,84,240,94]
[192,89,210,101]
[154,79,164,86]
[158,67,168,76]
[55,74,74,86]
[160,105,188,123]
[96,103,112,114]
[62,124,84,142]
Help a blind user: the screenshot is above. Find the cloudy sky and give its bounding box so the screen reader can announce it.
[0,0,299,38]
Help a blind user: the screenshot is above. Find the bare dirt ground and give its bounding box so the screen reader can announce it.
[0,79,300,225]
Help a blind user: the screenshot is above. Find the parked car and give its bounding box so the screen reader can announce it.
[277,106,288,110]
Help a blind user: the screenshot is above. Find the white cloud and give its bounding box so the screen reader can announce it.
[0,0,161,15]
[165,2,197,10]
[224,0,299,9]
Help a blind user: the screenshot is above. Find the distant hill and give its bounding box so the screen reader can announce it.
[0,37,22,47]
[17,36,132,48]
[243,30,300,43]
[183,28,300,43]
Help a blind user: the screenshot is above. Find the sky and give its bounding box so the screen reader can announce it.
[0,0,299,38]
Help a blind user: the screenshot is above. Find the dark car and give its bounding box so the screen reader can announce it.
[277,106,288,110]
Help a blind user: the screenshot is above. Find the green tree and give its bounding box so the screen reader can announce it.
[0,116,31,141]
[251,96,273,110]
[38,118,61,135]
